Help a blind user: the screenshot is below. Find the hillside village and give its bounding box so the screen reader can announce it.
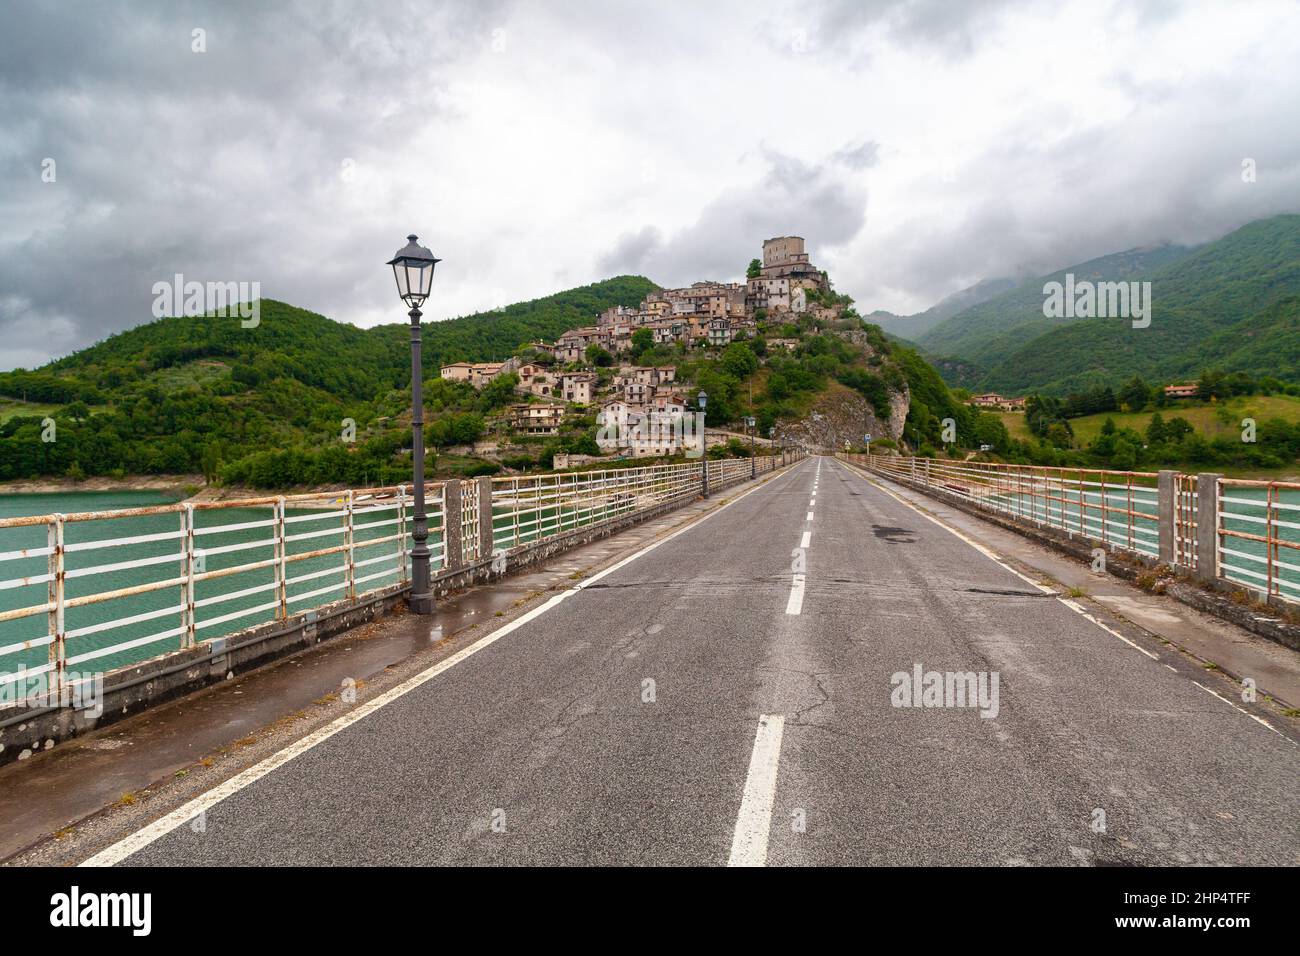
[438,237,846,460]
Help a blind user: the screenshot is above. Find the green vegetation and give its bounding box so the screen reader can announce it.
[0,278,655,487]
[915,214,1300,395]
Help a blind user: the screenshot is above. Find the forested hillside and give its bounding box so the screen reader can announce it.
[915,242,1194,383]
[0,278,656,484]
[915,214,1300,394]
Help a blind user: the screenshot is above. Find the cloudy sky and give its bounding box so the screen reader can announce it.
[2,0,1299,370]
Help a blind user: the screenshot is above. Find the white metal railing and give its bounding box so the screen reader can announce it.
[0,485,431,703]
[841,453,1300,607]
[852,454,1161,557]
[0,452,799,706]
[1218,478,1300,603]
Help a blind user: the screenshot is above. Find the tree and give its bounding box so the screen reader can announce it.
[1146,412,1167,445]
[200,442,223,484]
[631,328,654,359]
[585,344,614,367]
[722,342,758,379]
[1118,375,1151,412]
[1046,423,1073,448]
[746,258,762,279]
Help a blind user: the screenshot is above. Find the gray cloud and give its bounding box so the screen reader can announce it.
[0,0,504,370]
[600,145,869,285]
[2,0,1299,370]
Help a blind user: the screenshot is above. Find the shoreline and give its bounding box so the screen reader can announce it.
[0,475,355,504]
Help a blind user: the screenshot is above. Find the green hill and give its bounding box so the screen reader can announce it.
[0,277,657,484]
[917,214,1300,394]
[915,242,1194,384]
[869,277,1017,342]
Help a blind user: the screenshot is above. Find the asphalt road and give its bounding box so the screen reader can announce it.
[96,457,1299,866]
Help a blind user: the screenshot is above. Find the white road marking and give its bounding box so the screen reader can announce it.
[806,512,814,521]
[728,714,786,867]
[786,573,806,615]
[1193,681,1290,742]
[82,460,804,867]
[800,531,811,549]
[835,458,1300,745]
[835,459,1052,593]
[1057,599,1158,660]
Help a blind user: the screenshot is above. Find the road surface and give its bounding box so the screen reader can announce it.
[88,457,1299,866]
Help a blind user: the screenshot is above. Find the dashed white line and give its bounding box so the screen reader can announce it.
[800,531,811,549]
[786,574,806,615]
[727,714,786,867]
[806,511,814,521]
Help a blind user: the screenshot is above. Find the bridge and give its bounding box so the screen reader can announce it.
[0,454,1297,866]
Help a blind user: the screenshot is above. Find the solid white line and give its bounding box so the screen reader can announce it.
[1057,598,1158,660]
[800,531,811,549]
[786,573,806,615]
[82,462,802,867]
[835,459,1053,593]
[727,714,786,866]
[1192,681,1290,742]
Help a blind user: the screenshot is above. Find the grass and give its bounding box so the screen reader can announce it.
[1067,394,1300,445]
[0,398,62,424]
[994,394,1300,478]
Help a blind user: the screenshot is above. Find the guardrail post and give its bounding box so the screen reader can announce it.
[1157,470,1176,566]
[275,497,289,618]
[923,458,931,485]
[344,490,356,600]
[443,481,463,574]
[182,504,196,648]
[47,515,65,703]
[397,486,409,583]
[1194,473,1222,583]
[477,476,495,562]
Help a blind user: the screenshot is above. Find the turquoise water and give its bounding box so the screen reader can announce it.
[0,461,766,696]
[0,491,409,690]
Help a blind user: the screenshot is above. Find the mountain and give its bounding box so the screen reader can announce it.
[0,277,658,484]
[914,214,1300,394]
[869,277,1017,342]
[32,276,659,402]
[975,215,1300,394]
[915,242,1196,384]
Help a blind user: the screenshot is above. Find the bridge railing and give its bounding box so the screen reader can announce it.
[840,453,1299,608]
[0,450,801,706]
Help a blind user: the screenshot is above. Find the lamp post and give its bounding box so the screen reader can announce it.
[387,235,441,615]
[744,416,756,478]
[697,389,708,498]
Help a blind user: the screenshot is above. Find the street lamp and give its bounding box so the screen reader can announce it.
[744,416,756,477]
[697,389,709,498]
[387,234,441,615]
